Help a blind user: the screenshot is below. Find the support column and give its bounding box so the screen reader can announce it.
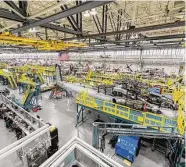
[92,124,99,149]
[139,49,143,72]
[76,104,85,127]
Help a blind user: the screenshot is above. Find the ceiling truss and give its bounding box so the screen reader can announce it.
[0,0,184,51]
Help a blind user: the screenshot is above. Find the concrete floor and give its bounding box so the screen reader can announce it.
[39,92,169,167]
[0,87,169,167]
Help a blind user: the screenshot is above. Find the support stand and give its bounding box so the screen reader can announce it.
[76,104,86,127]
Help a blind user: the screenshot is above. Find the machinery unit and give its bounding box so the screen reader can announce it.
[115,136,140,162]
[0,94,59,167]
[40,137,123,167]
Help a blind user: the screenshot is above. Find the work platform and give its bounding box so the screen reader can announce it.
[76,92,179,134]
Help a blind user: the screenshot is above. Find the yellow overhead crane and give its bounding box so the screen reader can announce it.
[0,32,87,51]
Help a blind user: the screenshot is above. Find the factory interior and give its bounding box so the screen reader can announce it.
[0,0,185,167]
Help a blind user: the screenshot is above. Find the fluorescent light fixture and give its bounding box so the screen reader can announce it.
[131,34,135,39]
[103,44,116,46]
[84,11,90,17]
[28,27,37,33]
[90,8,97,15]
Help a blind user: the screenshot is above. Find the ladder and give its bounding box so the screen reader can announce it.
[22,86,31,105]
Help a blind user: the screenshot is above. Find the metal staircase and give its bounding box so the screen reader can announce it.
[92,123,182,140]
[92,122,184,167]
[0,69,17,89]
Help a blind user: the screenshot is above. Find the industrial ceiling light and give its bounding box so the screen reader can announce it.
[131,34,135,39]
[84,11,90,17]
[90,8,97,15]
[28,27,37,33]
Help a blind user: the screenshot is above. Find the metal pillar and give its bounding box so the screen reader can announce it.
[92,15,101,33]
[92,124,99,149]
[102,4,108,40]
[139,49,143,72]
[45,28,48,40]
[76,104,86,127]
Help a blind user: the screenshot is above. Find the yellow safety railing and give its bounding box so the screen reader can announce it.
[0,69,17,89]
[10,65,56,84]
[85,70,179,94]
[22,86,30,104]
[172,88,185,135]
[76,91,179,134]
[85,71,115,86]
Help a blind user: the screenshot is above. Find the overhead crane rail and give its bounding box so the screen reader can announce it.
[0,32,87,51]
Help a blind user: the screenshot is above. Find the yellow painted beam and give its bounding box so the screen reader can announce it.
[0,33,87,51]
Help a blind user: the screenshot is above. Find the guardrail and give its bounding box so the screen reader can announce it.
[93,122,182,139]
[76,92,178,134]
[0,94,45,129]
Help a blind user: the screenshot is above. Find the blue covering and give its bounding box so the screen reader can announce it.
[115,136,140,162]
[148,87,161,94]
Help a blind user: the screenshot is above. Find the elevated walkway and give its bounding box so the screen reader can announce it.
[92,123,182,140]
[76,92,179,134]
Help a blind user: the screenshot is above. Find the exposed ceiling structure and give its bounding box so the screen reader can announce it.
[0,0,185,52]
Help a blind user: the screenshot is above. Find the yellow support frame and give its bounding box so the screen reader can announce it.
[76,91,179,134]
[0,33,87,51]
[0,69,17,89]
[173,88,185,135]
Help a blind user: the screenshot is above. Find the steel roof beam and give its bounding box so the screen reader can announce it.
[18,0,28,17]
[60,4,80,32]
[62,21,185,40]
[92,15,101,33]
[11,1,111,34]
[0,8,81,35]
[89,34,185,45]
[3,0,25,16]
[67,43,183,52]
